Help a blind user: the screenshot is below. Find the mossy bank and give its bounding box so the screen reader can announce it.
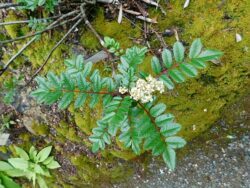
[1,0,249,187]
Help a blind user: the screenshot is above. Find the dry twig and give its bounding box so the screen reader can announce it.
[27,15,84,85]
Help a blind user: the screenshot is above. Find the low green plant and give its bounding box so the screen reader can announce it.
[1,75,23,105]
[103,36,124,56]
[0,146,60,188]
[17,0,58,13]
[28,17,48,32]
[31,38,223,170]
[0,115,16,134]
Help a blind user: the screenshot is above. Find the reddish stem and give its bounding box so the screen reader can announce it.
[50,88,118,95]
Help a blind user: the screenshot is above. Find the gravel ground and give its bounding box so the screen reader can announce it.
[115,96,250,188]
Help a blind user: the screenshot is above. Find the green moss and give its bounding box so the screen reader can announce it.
[69,154,133,186]
[0,146,8,154]
[69,100,103,136]
[3,13,68,74]
[31,122,49,136]
[80,8,141,50]
[22,33,68,74]
[54,121,82,143]
[109,149,136,161]
[2,0,250,186]
[4,10,23,39]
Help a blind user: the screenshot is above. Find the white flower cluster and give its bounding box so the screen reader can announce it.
[118,75,164,103]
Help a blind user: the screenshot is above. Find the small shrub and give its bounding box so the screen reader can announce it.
[31,38,223,170]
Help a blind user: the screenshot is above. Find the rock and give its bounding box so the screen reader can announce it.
[0,133,10,145]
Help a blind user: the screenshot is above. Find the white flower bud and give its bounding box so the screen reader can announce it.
[119,87,128,94]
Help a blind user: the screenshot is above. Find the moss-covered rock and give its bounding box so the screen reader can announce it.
[3,10,67,75]
[1,0,250,186]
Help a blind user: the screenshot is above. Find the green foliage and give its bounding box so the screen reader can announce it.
[1,76,23,105]
[0,115,16,134]
[28,17,48,32]
[121,46,148,67]
[0,146,60,188]
[173,41,185,63]
[0,172,21,188]
[17,0,58,13]
[103,37,124,56]
[64,55,92,78]
[152,39,223,89]
[31,38,223,170]
[89,96,132,152]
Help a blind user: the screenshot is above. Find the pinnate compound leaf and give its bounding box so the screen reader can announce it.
[119,122,142,155]
[121,46,147,67]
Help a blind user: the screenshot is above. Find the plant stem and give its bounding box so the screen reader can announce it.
[0,15,60,26]
[1,14,81,44]
[0,3,22,9]
[50,88,117,95]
